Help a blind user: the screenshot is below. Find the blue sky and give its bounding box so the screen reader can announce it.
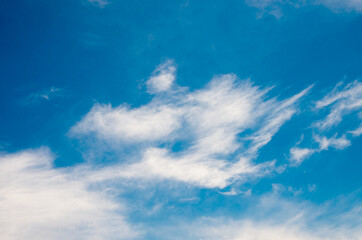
[1,0,362,239]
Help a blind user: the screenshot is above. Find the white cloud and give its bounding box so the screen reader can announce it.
[314,134,351,150]
[88,0,109,8]
[71,103,182,143]
[288,134,351,166]
[245,0,303,18]
[318,0,362,13]
[349,124,362,136]
[289,147,315,166]
[245,0,362,17]
[21,87,65,106]
[0,148,137,240]
[191,217,361,240]
[162,193,362,240]
[246,85,313,156]
[87,148,275,189]
[196,221,321,240]
[146,59,177,93]
[288,80,361,165]
[72,62,312,188]
[315,80,362,130]
[272,183,312,195]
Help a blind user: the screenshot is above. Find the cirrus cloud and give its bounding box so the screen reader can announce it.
[71,60,312,188]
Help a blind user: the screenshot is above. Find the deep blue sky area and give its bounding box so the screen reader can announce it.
[0,1,361,239]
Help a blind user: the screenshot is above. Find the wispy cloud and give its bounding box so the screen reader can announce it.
[318,0,362,13]
[314,134,351,150]
[289,80,361,166]
[245,0,362,18]
[21,87,66,106]
[158,192,362,240]
[71,60,312,188]
[315,80,362,130]
[88,0,109,8]
[349,123,362,136]
[289,134,351,166]
[245,0,304,18]
[3,146,359,239]
[0,148,138,240]
[3,60,361,239]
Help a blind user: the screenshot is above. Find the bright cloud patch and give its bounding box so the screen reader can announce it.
[0,148,137,240]
[146,59,176,93]
[289,147,315,166]
[71,61,312,188]
[71,104,181,143]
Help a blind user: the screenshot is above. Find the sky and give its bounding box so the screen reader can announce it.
[0,0,362,239]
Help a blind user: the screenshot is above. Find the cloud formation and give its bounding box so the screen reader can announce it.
[318,0,362,13]
[289,146,315,166]
[289,80,361,166]
[3,59,361,239]
[162,192,362,240]
[21,87,65,106]
[146,59,177,93]
[289,134,351,166]
[0,148,137,240]
[245,0,362,17]
[88,0,109,8]
[315,80,362,130]
[2,147,360,240]
[71,60,312,188]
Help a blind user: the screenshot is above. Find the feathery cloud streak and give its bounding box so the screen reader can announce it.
[152,191,362,240]
[71,60,312,188]
[289,80,361,165]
